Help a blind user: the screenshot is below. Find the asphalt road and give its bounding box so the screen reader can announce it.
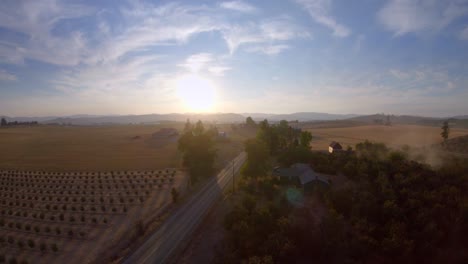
[122,152,246,264]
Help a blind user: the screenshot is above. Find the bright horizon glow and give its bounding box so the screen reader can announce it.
[176,74,217,113]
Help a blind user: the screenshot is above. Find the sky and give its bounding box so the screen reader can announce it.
[0,0,468,117]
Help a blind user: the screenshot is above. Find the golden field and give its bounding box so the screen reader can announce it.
[306,124,468,151]
[0,124,184,171]
[0,123,250,171]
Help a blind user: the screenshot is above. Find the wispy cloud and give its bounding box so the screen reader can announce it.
[460,25,468,40]
[208,66,232,76]
[222,16,310,54]
[295,0,351,37]
[378,0,468,36]
[0,69,17,81]
[246,44,290,55]
[0,0,94,65]
[179,53,215,73]
[219,1,257,13]
[179,53,232,76]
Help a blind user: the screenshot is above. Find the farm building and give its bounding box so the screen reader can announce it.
[328,141,343,153]
[152,128,179,138]
[218,131,228,138]
[272,163,329,192]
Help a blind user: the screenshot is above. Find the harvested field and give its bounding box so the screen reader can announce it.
[0,125,184,171]
[306,124,468,150]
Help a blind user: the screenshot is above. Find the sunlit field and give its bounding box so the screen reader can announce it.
[0,124,183,171]
[306,124,468,150]
[0,123,253,263]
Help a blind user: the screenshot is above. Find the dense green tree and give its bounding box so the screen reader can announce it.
[242,138,270,179]
[178,120,217,184]
[0,118,6,126]
[219,140,468,264]
[299,131,312,148]
[246,116,256,127]
[441,121,449,141]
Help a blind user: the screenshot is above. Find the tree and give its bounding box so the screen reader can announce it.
[441,121,449,141]
[299,131,312,148]
[178,120,217,184]
[242,138,270,179]
[385,115,391,126]
[246,116,256,127]
[0,118,6,126]
[171,187,179,203]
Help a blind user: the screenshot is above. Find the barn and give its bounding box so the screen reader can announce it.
[328,141,343,153]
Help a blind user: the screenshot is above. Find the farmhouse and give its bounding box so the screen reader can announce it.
[218,131,228,139]
[272,163,329,192]
[152,128,179,138]
[328,141,343,153]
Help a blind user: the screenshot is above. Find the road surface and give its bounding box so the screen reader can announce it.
[123,152,246,264]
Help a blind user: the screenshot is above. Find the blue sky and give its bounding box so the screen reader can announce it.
[0,0,468,117]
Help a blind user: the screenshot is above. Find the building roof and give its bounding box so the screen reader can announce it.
[152,128,178,138]
[273,163,329,185]
[329,141,343,149]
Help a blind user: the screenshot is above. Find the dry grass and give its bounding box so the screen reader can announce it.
[306,124,468,151]
[0,124,185,171]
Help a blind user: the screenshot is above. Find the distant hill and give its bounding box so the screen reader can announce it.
[243,112,359,122]
[41,113,245,125]
[452,115,468,119]
[348,114,468,128]
[2,112,467,126]
[1,112,359,125]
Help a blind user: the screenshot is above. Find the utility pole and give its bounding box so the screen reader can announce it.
[232,160,235,194]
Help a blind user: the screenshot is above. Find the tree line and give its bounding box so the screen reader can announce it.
[1,118,38,126]
[215,118,468,263]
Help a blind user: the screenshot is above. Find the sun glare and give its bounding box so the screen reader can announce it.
[176,74,216,112]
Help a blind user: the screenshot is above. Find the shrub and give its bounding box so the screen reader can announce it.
[8,236,14,244]
[17,240,24,249]
[28,239,35,248]
[40,243,46,252]
[51,243,58,252]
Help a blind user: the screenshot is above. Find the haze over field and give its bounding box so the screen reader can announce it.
[1,0,468,117]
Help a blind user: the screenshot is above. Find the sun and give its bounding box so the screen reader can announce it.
[175,74,216,112]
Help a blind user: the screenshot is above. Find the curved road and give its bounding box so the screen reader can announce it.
[123,152,246,264]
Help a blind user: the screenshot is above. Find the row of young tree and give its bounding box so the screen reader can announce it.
[0,118,38,126]
[216,119,468,263]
